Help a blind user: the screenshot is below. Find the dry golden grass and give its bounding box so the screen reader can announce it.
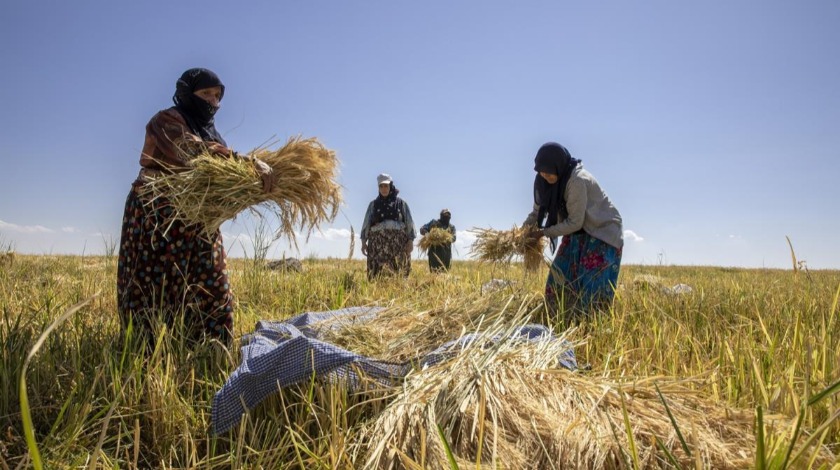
[140,136,341,246]
[418,227,454,253]
[324,291,539,363]
[3,256,839,468]
[356,311,765,470]
[0,251,15,266]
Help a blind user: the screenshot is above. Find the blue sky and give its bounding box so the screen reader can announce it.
[1,1,838,268]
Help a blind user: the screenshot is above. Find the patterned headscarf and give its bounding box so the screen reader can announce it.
[172,68,226,144]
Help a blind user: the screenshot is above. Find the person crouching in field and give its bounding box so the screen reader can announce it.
[420,209,456,272]
[117,68,274,347]
[360,173,416,280]
[524,142,623,322]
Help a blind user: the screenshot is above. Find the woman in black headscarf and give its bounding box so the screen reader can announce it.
[420,209,456,272]
[524,142,624,321]
[117,68,274,347]
[360,173,416,280]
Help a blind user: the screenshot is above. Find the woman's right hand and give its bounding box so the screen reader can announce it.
[361,240,368,256]
[254,159,276,193]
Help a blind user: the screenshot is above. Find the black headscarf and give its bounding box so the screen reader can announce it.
[372,182,403,225]
[439,209,451,227]
[533,142,581,233]
[172,68,226,145]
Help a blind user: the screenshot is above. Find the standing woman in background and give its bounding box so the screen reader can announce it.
[419,209,456,272]
[360,173,416,280]
[117,68,274,346]
[524,142,623,321]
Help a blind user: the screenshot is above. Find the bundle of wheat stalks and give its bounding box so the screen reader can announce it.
[418,227,454,253]
[140,136,341,244]
[355,312,762,469]
[470,225,545,270]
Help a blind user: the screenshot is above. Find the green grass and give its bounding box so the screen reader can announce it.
[1,254,839,468]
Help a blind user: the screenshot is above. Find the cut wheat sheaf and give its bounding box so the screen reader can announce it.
[139,136,342,248]
[470,225,545,271]
[418,227,454,253]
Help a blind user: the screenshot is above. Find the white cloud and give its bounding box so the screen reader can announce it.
[89,232,116,239]
[311,228,352,241]
[61,226,79,233]
[0,219,54,233]
[452,230,478,258]
[624,230,644,242]
[455,230,477,244]
[222,232,254,248]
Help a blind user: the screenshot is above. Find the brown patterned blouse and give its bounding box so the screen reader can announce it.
[139,107,231,172]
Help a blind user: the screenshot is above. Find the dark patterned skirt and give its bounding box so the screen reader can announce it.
[366,229,412,280]
[117,181,234,344]
[545,231,622,320]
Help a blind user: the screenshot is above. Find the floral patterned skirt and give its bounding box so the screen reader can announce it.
[117,181,234,344]
[366,228,412,280]
[545,231,622,318]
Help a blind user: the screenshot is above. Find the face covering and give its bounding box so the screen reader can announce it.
[172,68,226,144]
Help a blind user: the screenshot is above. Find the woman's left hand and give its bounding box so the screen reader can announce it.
[254,159,276,193]
[405,240,414,253]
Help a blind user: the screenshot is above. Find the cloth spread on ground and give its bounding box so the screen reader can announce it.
[211,306,577,434]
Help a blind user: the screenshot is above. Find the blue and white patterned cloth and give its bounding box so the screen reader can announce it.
[211,307,577,434]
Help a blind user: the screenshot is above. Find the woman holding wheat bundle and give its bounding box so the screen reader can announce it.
[419,209,456,272]
[524,142,623,321]
[360,173,416,280]
[117,68,274,346]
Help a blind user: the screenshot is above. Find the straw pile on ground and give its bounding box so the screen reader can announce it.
[418,227,454,253]
[354,313,762,469]
[140,136,341,243]
[470,225,545,271]
[323,291,541,362]
[303,291,818,468]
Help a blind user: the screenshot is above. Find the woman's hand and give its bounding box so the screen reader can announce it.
[405,240,414,253]
[526,229,544,240]
[254,159,275,193]
[361,240,368,256]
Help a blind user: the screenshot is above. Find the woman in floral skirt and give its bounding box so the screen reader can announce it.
[360,173,416,280]
[524,142,623,321]
[117,68,274,346]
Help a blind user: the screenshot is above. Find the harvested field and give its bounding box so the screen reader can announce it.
[1,255,838,468]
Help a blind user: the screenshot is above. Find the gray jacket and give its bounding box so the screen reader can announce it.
[524,167,623,249]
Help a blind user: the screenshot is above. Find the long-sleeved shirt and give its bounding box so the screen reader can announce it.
[524,166,623,249]
[139,108,230,172]
[361,198,416,241]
